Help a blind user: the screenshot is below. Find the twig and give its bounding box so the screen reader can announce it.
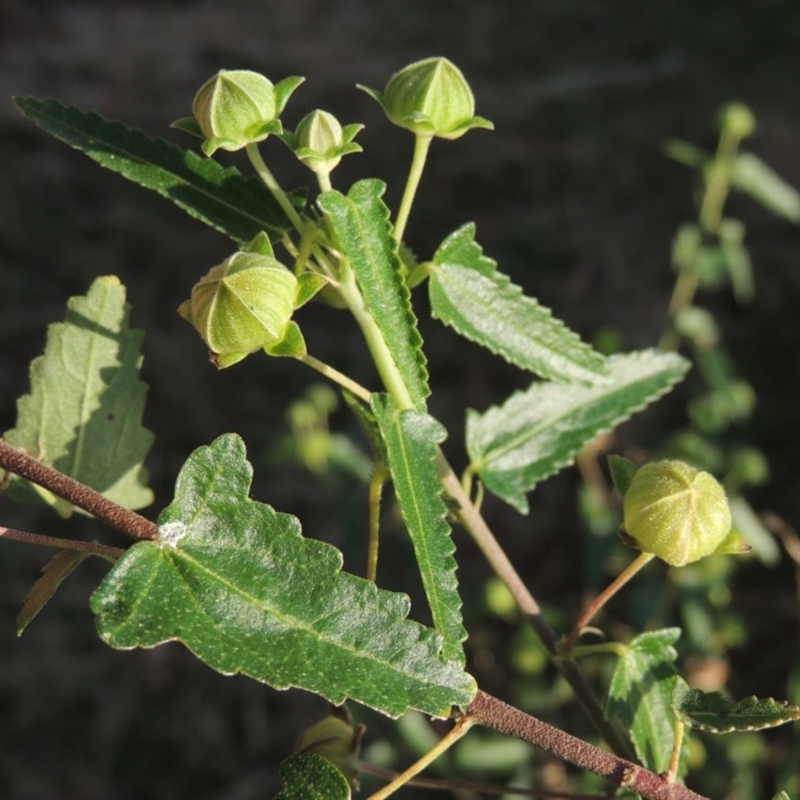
[468,691,709,800]
[0,439,158,541]
[0,526,126,559]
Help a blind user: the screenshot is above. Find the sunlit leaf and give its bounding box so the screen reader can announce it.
[91,434,476,718]
[467,350,689,513]
[372,394,466,665]
[4,276,154,515]
[318,180,429,407]
[429,224,607,384]
[607,628,684,776]
[672,677,800,733]
[14,97,301,243]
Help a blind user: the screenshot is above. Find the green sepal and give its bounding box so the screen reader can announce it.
[712,527,752,556]
[607,455,638,497]
[170,116,204,138]
[295,273,327,308]
[201,119,284,157]
[243,230,275,256]
[265,321,307,357]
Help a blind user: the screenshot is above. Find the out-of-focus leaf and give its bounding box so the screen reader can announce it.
[732,152,800,223]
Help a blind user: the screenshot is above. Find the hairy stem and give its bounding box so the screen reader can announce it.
[297,353,373,403]
[0,440,158,541]
[393,134,433,245]
[0,526,126,559]
[564,551,656,652]
[245,142,305,233]
[468,691,709,800]
[437,455,634,759]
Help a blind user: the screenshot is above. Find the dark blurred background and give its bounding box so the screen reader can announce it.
[2,2,800,798]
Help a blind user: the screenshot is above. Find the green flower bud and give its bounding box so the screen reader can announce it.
[622,460,732,567]
[360,56,493,140]
[178,251,298,367]
[720,102,756,139]
[191,69,304,156]
[284,109,363,177]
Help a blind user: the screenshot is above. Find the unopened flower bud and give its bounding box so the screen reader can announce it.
[360,57,493,140]
[178,251,298,367]
[720,102,756,139]
[286,110,363,177]
[191,69,304,156]
[622,460,732,567]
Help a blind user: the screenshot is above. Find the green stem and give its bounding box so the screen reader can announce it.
[367,716,476,800]
[245,143,305,234]
[335,262,416,409]
[366,465,388,582]
[393,134,433,244]
[563,551,656,652]
[436,454,635,759]
[296,353,373,404]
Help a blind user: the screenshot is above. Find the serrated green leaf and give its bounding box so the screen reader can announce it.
[732,152,800,223]
[672,676,800,733]
[17,549,90,635]
[4,276,154,514]
[371,394,466,665]
[467,350,689,513]
[273,752,351,800]
[14,97,301,243]
[90,434,475,718]
[429,223,608,384]
[607,628,683,775]
[318,180,429,407]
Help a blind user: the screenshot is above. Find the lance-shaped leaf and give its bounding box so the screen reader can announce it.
[14,97,301,243]
[371,394,465,665]
[429,224,608,384]
[91,434,476,718]
[273,752,350,800]
[467,350,689,513]
[4,276,154,514]
[318,180,429,407]
[671,677,800,733]
[607,628,684,776]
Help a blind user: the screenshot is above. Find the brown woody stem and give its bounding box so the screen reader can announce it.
[0,439,158,541]
[468,691,709,800]
[0,526,126,559]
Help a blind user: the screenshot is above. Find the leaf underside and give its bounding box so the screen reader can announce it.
[318,180,429,407]
[371,394,466,665]
[4,276,154,514]
[429,223,608,384]
[14,96,300,243]
[607,628,685,776]
[91,434,476,718]
[672,677,800,733]
[467,350,690,513]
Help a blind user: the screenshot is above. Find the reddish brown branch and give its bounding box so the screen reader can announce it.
[0,439,158,541]
[0,526,126,559]
[467,691,709,800]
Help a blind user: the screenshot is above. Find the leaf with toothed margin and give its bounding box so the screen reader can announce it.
[467,350,689,513]
[429,223,608,384]
[318,180,429,407]
[90,433,475,718]
[371,393,466,665]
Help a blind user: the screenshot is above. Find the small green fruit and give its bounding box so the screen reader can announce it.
[622,460,732,567]
[287,109,363,177]
[192,69,303,155]
[360,56,493,140]
[178,251,298,367]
